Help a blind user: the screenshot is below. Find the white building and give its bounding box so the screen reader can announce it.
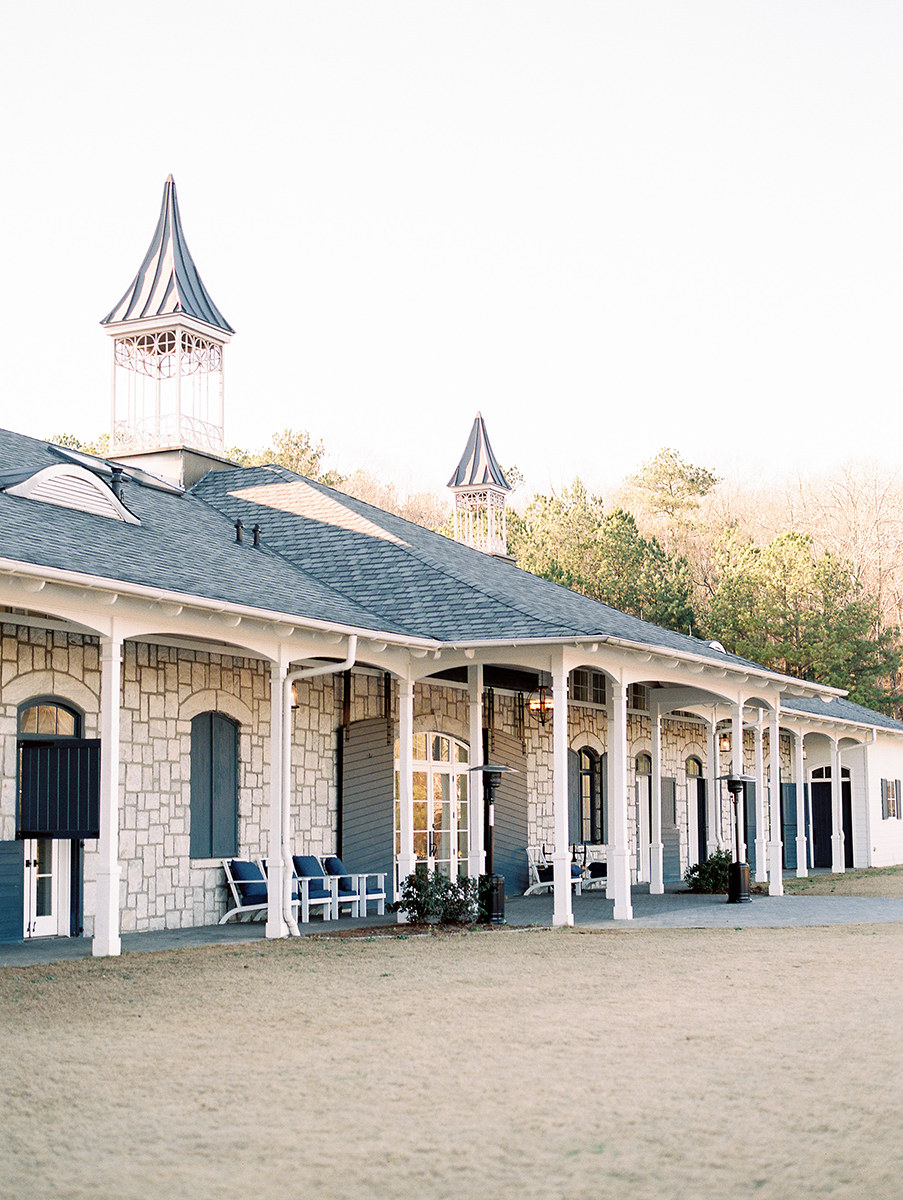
[2,179,902,954]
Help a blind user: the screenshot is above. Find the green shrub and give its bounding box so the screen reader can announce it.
[395,867,479,924]
[683,849,733,893]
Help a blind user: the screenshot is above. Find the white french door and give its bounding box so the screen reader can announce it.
[23,838,70,938]
[397,733,471,880]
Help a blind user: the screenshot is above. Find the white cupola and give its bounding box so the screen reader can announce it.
[448,413,511,556]
[101,177,235,487]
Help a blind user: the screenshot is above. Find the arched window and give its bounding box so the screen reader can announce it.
[578,747,606,844]
[686,756,703,778]
[18,699,81,739]
[635,753,652,776]
[189,712,239,859]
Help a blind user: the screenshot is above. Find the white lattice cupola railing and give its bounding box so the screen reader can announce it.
[448,413,512,557]
[100,176,234,476]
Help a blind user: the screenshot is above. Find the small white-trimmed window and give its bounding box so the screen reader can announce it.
[571,669,606,706]
[881,778,902,820]
[628,684,649,711]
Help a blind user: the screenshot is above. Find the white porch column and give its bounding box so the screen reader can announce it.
[551,661,573,926]
[705,719,721,852]
[830,738,844,873]
[397,678,416,887]
[767,708,784,896]
[650,708,664,894]
[467,664,485,876]
[93,634,123,958]
[753,719,767,882]
[266,661,288,939]
[731,702,746,860]
[609,682,633,920]
[794,731,808,877]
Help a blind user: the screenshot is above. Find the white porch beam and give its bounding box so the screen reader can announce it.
[830,738,845,873]
[794,731,808,877]
[266,660,288,939]
[731,702,746,861]
[93,633,123,958]
[467,664,485,876]
[767,708,784,896]
[705,719,721,853]
[753,719,768,883]
[609,681,633,920]
[650,709,664,894]
[397,679,416,890]
[551,660,574,926]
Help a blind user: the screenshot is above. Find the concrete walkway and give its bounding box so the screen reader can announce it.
[5,886,903,967]
[505,885,903,929]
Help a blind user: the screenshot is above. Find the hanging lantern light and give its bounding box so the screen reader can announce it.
[528,684,553,726]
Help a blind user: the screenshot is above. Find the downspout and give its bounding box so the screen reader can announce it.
[281,636,358,934]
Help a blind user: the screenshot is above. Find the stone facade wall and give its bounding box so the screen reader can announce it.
[0,627,839,938]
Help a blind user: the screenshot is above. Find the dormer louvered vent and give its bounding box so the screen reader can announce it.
[4,464,139,524]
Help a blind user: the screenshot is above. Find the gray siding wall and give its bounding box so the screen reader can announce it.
[0,840,24,944]
[486,728,528,894]
[662,777,681,881]
[340,719,395,898]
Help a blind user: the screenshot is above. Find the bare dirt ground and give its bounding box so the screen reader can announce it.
[3,921,903,1200]
[782,864,903,897]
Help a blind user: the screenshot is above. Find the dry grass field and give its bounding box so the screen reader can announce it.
[2,917,903,1200]
[781,864,903,897]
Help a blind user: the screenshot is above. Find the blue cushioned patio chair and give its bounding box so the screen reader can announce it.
[523,846,583,897]
[220,859,269,923]
[322,855,387,919]
[291,855,334,923]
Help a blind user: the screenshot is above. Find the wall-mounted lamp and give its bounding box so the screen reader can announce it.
[718,732,732,754]
[290,681,300,710]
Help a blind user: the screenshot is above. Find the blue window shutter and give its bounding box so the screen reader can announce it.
[190,713,213,857]
[567,750,580,845]
[880,778,888,820]
[211,714,238,856]
[781,782,797,870]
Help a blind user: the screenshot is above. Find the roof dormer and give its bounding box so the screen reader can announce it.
[2,463,139,523]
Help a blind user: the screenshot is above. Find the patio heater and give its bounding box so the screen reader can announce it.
[468,763,517,925]
[725,774,756,904]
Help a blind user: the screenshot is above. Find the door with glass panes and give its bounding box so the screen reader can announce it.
[396,733,470,878]
[19,699,80,938]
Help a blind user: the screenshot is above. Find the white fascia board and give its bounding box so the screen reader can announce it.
[104,312,232,344]
[443,633,845,700]
[0,558,439,651]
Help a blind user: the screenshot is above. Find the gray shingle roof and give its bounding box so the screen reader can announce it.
[192,464,802,674]
[0,430,404,633]
[781,694,903,733]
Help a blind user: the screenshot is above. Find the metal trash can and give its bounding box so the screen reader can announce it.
[486,874,506,925]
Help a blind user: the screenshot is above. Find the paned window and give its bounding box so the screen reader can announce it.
[628,684,649,711]
[881,778,902,821]
[578,748,606,844]
[571,669,606,706]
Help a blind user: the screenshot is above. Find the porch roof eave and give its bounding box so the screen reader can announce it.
[441,632,846,703]
[0,557,441,651]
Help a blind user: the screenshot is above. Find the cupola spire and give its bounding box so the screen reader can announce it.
[101,177,233,468]
[448,413,511,556]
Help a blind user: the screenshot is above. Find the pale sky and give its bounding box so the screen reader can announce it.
[1,2,900,500]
